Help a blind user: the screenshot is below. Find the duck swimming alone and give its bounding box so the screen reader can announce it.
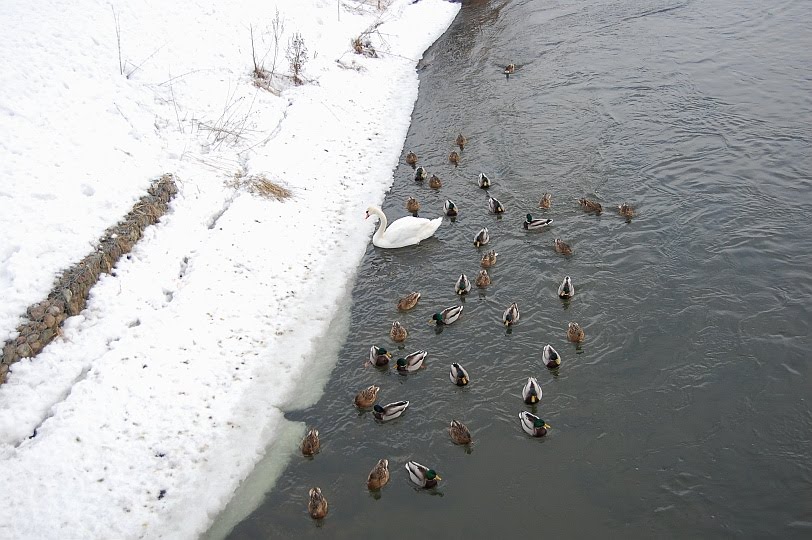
[397,291,421,311]
[504,63,516,76]
[301,428,320,456]
[455,274,471,295]
[373,400,410,422]
[567,322,585,343]
[414,166,428,182]
[578,198,602,214]
[523,214,553,230]
[396,350,427,372]
[449,420,472,445]
[456,133,466,151]
[519,411,551,437]
[431,305,464,325]
[368,345,392,366]
[449,362,470,386]
[444,199,458,217]
[354,385,380,408]
[406,197,420,215]
[539,193,552,208]
[488,196,505,214]
[478,173,491,189]
[554,238,572,256]
[405,151,417,168]
[522,377,542,404]
[473,227,490,247]
[475,269,491,288]
[503,302,520,326]
[405,461,441,488]
[429,174,442,189]
[449,151,460,166]
[367,459,390,490]
[390,321,408,342]
[542,344,561,369]
[307,487,328,519]
[558,276,575,298]
[618,203,635,219]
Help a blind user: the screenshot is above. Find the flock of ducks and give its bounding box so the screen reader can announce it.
[304,90,636,521]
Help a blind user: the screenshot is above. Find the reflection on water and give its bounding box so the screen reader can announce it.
[227,0,812,537]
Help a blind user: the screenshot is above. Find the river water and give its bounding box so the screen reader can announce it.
[228,0,812,537]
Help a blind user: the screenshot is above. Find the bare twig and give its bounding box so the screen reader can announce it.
[112,6,123,75]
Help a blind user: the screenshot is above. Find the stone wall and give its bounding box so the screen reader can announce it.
[0,174,178,384]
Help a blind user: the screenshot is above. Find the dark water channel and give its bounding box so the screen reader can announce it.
[229,0,812,537]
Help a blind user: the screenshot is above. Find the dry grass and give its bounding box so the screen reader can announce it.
[229,172,292,201]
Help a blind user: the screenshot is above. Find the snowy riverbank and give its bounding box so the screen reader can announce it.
[0,0,459,537]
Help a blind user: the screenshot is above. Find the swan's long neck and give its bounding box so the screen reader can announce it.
[372,207,388,239]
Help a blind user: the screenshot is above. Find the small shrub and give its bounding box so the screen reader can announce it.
[286,32,308,85]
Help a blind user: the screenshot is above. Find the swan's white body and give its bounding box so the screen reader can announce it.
[366,205,442,249]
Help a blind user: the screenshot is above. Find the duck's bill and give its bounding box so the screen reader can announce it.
[544,424,551,429]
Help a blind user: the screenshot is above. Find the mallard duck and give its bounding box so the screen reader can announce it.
[558,276,575,298]
[429,174,442,189]
[373,400,410,422]
[473,227,490,247]
[449,362,470,386]
[539,193,552,209]
[478,173,491,189]
[396,350,427,372]
[567,322,585,343]
[367,459,390,490]
[523,214,553,230]
[503,302,520,326]
[475,269,491,288]
[488,196,505,214]
[554,238,572,256]
[618,203,635,219]
[301,428,320,456]
[448,151,459,166]
[307,487,328,519]
[354,385,380,408]
[397,291,421,311]
[369,345,392,366]
[431,305,463,325]
[406,197,420,215]
[519,411,551,437]
[542,344,561,368]
[480,250,498,268]
[455,273,471,295]
[390,321,408,342]
[443,199,458,217]
[405,461,441,488]
[456,133,466,151]
[578,198,602,214]
[405,151,417,168]
[504,63,516,75]
[522,377,542,404]
[449,419,472,445]
[414,166,427,182]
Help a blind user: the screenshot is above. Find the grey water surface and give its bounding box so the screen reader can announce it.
[228,0,812,537]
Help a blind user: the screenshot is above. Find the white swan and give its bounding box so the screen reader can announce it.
[365,205,442,249]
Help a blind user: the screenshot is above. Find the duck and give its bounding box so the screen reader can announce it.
[431,305,463,325]
[473,227,490,247]
[504,63,516,76]
[522,377,542,404]
[443,199,458,217]
[365,206,442,249]
[455,274,471,295]
[373,400,410,422]
[405,151,418,168]
[578,198,602,214]
[405,197,420,215]
[414,166,428,182]
[618,203,635,219]
[554,238,572,256]
[301,428,320,456]
[539,193,552,208]
[449,362,470,386]
[396,350,427,372]
[354,385,380,408]
[429,174,442,189]
[367,459,390,491]
[475,269,491,288]
[488,196,505,214]
[478,173,491,189]
[480,250,498,267]
[390,321,408,342]
[405,461,441,488]
[523,214,553,230]
[397,291,421,311]
[368,345,392,367]
[307,487,329,519]
[519,411,551,437]
[503,302,520,326]
[542,344,561,368]
[449,419,472,445]
[567,321,585,343]
[448,151,460,166]
[558,276,575,298]
[456,133,466,151]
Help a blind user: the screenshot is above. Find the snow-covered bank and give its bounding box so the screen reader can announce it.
[0,0,459,537]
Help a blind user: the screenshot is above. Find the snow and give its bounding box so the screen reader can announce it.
[0,0,459,538]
